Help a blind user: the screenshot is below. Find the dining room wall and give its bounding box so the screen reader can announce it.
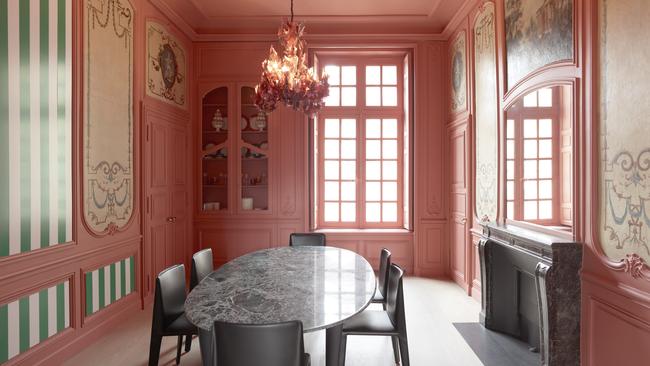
[445,0,650,363]
[0,0,193,365]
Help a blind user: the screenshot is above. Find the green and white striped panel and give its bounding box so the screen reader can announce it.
[0,281,70,364]
[0,0,73,258]
[85,256,136,316]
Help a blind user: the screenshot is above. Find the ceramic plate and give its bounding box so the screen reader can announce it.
[241,117,248,130]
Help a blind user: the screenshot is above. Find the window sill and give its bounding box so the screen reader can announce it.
[314,228,412,234]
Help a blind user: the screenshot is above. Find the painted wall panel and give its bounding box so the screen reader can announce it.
[84,256,135,316]
[0,280,70,364]
[0,0,73,258]
[473,2,498,223]
[146,20,187,109]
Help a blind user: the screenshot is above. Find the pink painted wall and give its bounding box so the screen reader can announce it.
[446,0,650,363]
[0,1,194,364]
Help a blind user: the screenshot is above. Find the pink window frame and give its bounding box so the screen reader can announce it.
[314,54,406,229]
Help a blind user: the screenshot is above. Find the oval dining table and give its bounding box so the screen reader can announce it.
[185,246,376,366]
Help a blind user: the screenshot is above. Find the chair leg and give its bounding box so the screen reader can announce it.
[148,334,162,366]
[184,335,192,352]
[176,335,183,364]
[398,335,410,366]
[339,334,348,366]
[391,336,400,364]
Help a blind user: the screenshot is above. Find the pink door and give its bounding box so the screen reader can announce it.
[144,108,190,297]
[449,122,470,292]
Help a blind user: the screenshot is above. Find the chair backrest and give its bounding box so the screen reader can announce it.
[190,248,214,290]
[214,320,305,366]
[386,264,406,331]
[378,248,392,297]
[289,232,326,247]
[152,264,187,332]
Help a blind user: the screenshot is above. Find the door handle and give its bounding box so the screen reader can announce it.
[460,217,467,224]
[166,216,177,223]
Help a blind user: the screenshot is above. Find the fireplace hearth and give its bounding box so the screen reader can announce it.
[478,224,581,366]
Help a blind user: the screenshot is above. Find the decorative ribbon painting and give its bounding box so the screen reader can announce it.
[450,31,467,114]
[146,21,186,108]
[599,0,650,276]
[473,2,498,223]
[83,0,134,234]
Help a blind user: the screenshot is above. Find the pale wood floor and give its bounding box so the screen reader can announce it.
[64,277,484,366]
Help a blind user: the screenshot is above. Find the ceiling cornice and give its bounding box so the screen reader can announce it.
[440,0,481,39]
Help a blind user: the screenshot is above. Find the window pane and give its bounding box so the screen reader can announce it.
[507,160,515,180]
[524,201,538,220]
[507,140,515,159]
[524,140,538,159]
[524,160,538,179]
[538,88,553,107]
[325,87,340,106]
[507,201,514,219]
[366,182,381,201]
[324,160,339,180]
[341,202,356,222]
[507,119,515,139]
[325,65,340,85]
[383,119,398,138]
[382,203,398,222]
[366,66,381,85]
[382,140,398,159]
[324,139,340,159]
[383,161,397,180]
[341,182,356,201]
[341,66,356,85]
[324,119,339,138]
[366,203,381,222]
[341,87,357,106]
[539,180,553,199]
[383,66,397,85]
[340,119,356,138]
[523,91,538,107]
[341,160,356,180]
[366,119,381,138]
[366,87,381,106]
[341,140,356,159]
[324,181,339,201]
[383,182,398,201]
[539,139,552,158]
[382,87,398,106]
[366,140,381,159]
[524,119,538,138]
[539,119,553,138]
[539,160,553,178]
[539,200,553,219]
[524,180,538,199]
[324,202,339,222]
[506,181,514,200]
[366,161,381,180]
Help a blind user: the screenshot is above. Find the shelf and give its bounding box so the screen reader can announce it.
[242,185,268,188]
[204,185,227,188]
[203,103,227,107]
[241,130,267,135]
[203,157,228,161]
[203,131,228,135]
[242,157,267,161]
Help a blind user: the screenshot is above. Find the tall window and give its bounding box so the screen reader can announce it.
[506,87,558,224]
[313,54,409,229]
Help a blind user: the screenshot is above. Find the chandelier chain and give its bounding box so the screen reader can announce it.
[290,0,294,22]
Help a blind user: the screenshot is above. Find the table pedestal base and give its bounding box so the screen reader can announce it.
[326,324,343,366]
[198,328,216,366]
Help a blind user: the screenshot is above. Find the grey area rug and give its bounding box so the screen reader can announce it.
[453,323,540,366]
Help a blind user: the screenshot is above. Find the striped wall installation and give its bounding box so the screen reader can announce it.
[84,256,136,316]
[0,0,73,258]
[0,281,70,364]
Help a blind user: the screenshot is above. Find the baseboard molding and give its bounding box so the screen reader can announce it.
[13,294,143,366]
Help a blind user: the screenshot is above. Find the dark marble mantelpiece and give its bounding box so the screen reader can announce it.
[478,223,581,366]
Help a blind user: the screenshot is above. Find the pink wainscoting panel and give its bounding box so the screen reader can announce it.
[415,223,446,277]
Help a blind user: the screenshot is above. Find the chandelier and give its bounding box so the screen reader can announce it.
[255,0,329,116]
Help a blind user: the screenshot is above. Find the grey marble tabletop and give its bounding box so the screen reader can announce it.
[185,246,376,331]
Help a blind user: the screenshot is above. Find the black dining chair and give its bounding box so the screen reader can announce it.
[338,264,409,366]
[213,320,311,366]
[371,248,392,309]
[190,248,214,290]
[289,232,326,247]
[148,265,198,366]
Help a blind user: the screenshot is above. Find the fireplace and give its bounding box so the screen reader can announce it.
[478,224,581,366]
